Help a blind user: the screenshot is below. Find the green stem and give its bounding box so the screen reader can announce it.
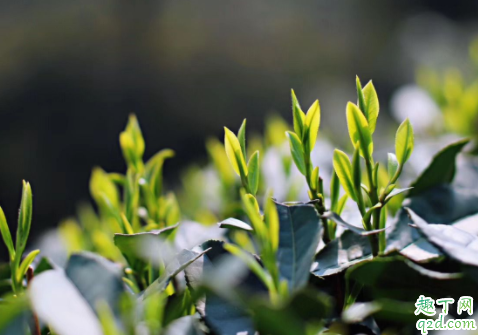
[364,158,380,257]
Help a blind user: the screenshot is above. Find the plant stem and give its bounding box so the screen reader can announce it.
[364,158,380,257]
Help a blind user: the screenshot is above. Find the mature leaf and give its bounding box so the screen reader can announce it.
[184,241,265,335]
[321,212,385,236]
[333,149,356,201]
[387,153,398,180]
[237,119,247,159]
[286,131,306,175]
[347,256,478,302]
[346,102,373,158]
[251,289,331,335]
[304,100,321,152]
[29,270,103,335]
[275,202,320,292]
[218,218,253,231]
[224,127,247,177]
[408,139,469,197]
[0,295,29,335]
[363,81,379,134]
[65,252,125,317]
[407,209,478,267]
[144,248,209,297]
[395,118,414,165]
[163,316,204,335]
[291,89,305,139]
[384,187,413,203]
[114,224,179,266]
[312,230,372,277]
[247,151,260,195]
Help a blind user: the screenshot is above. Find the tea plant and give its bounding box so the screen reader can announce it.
[1,77,478,335]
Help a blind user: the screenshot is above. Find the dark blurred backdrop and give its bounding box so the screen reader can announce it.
[0,0,478,259]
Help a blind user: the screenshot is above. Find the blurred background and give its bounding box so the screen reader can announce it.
[1,0,478,259]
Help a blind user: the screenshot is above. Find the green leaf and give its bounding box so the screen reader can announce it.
[163,316,204,335]
[406,209,478,267]
[224,127,248,177]
[218,218,253,231]
[387,153,399,180]
[286,131,306,175]
[275,202,321,292]
[144,148,175,200]
[408,138,469,197]
[351,145,364,214]
[310,166,319,193]
[65,252,125,317]
[304,100,320,152]
[114,224,179,271]
[0,295,29,335]
[264,196,279,253]
[119,114,145,169]
[0,207,14,261]
[251,288,331,335]
[384,187,413,203]
[312,230,372,277]
[90,168,120,211]
[144,248,210,297]
[16,249,39,282]
[321,212,385,236]
[347,256,478,302]
[247,151,260,195]
[184,241,264,335]
[395,118,414,165]
[333,149,356,201]
[291,89,305,139]
[363,81,379,134]
[330,171,340,212]
[356,76,367,118]
[237,119,247,159]
[346,102,373,158]
[16,181,32,257]
[29,270,103,335]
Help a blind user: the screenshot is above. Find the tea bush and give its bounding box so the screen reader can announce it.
[1,77,478,335]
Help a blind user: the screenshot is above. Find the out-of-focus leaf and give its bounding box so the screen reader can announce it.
[342,299,417,325]
[346,102,373,158]
[275,202,320,292]
[163,316,204,335]
[184,241,265,335]
[0,295,29,335]
[347,257,478,302]
[395,118,414,165]
[16,249,39,282]
[218,218,253,231]
[333,149,356,201]
[408,139,469,197]
[251,288,330,335]
[144,248,210,298]
[174,221,225,251]
[286,131,306,175]
[65,252,125,317]
[29,270,103,335]
[312,230,372,277]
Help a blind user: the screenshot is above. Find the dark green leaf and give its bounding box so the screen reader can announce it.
[321,212,385,236]
[408,139,469,197]
[275,202,321,292]
[163,316,204,335]
[65,252,125,317]
[237,119,247,160]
